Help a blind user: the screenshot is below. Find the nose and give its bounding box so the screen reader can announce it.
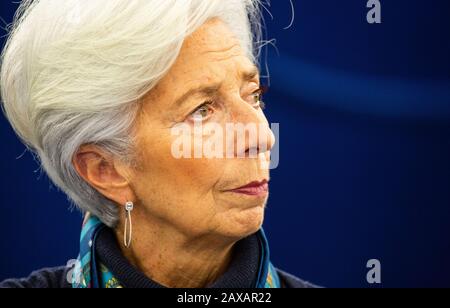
[228,99,275,158]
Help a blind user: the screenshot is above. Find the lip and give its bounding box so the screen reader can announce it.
[225,179,269,196]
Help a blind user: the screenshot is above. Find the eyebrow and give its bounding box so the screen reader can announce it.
[173,65,260,107]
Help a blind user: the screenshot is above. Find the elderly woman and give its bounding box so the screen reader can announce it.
[0,0,312,288]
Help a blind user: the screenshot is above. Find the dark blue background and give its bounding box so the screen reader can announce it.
[1,0,449,287]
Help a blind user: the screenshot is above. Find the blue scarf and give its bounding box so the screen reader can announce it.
[72,215,280,288]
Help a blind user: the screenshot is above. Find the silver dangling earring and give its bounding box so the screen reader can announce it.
[124,201,134,248]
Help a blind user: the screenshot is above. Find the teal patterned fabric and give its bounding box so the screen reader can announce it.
[72,214,280,288]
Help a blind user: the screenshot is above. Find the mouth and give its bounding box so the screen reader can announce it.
[225,179,269,196]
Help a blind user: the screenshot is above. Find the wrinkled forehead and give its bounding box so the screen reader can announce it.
[177,19,253,72]
[148,19,257,97]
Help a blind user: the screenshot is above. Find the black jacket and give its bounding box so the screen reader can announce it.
[0,267,314,288]
[0,227,316,288]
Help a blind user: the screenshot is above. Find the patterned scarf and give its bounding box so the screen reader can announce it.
[72,214,280,288]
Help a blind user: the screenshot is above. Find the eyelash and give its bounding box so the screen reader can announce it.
[188,86,268,122]
[252,85,268,110]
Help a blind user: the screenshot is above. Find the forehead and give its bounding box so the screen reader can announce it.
[183,18,245,59]
[139,18,257,122]
[160,18,254,88]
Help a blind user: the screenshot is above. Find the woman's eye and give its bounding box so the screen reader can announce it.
[188,102,214,122]
[250,87,267,110]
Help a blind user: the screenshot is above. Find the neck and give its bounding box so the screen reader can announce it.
[115,214,236,288]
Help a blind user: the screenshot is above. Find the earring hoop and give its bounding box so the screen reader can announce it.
[124,201,134,248]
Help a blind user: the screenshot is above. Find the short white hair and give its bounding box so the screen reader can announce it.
[1,0,264,227]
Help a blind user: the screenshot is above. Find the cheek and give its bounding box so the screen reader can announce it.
[174,158,225,193]
[131,132,231,235]
[134,130,227,198]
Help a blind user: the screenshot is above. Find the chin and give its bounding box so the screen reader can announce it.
[224,205,266,239]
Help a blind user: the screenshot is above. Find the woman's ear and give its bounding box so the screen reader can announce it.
[72,144,135,206]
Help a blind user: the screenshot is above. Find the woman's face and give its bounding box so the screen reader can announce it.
[129,18,275,239]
